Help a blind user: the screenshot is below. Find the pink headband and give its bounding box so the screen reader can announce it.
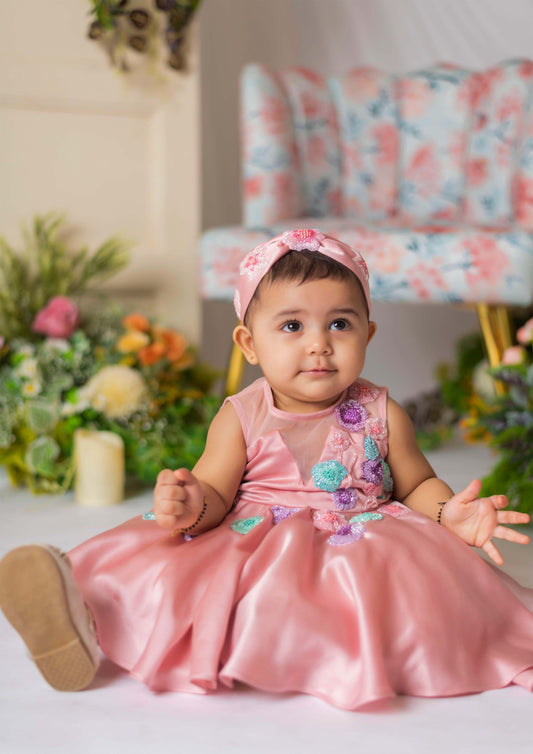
[234,228,371,321]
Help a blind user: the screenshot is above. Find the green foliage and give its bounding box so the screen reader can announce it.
[0,213,129,340]
[469,343,533,513]
[0,213,220,495]
[436,333,485,416]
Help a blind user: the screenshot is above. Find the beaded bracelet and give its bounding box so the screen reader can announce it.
[436,501,447,525]
[173,497,208,537]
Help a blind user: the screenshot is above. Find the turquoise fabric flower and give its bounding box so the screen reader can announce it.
[311,460,348,491]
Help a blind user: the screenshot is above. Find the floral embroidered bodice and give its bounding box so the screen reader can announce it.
[226,377,393,519]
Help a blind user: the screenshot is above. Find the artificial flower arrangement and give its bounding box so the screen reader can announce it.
[463,316,533,514]
[0,214,219,493]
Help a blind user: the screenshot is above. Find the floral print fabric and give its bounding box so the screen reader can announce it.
[202,59,533,311]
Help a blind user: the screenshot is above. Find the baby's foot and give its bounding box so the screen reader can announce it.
[0,544,99,691]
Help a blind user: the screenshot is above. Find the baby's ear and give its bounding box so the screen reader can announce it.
[367,320,377,345]
[233,324,258,365]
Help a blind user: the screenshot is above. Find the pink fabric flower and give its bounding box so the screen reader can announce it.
[32,296,80,338]
[281,228,325,252]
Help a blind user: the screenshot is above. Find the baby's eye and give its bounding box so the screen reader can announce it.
[330,318,350,331]
[282,321,302,333]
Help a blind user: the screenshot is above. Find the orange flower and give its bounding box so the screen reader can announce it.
[153,327,188,363]
[172,351,194,370]
[122,313,150,332]
[116,330,150,354]
[138,341,166,366]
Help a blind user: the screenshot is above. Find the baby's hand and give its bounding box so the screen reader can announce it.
[441,479,530,565]
[153,468,205,532]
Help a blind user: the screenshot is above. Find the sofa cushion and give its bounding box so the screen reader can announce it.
[329,67,398,223]
[396,64,472,225]
[464,60,533,228]
[241,64,303,228]
[200,221,533,308]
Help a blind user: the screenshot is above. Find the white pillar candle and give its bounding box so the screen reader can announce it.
[74,429,125,506]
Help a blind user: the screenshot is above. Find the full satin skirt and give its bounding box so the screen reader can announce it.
[69,504,533,710]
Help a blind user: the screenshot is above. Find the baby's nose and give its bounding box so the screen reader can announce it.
[307,331,332,354]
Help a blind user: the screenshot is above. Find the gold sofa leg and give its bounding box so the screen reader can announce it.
[476,304,513,367]
[225,342,246,396]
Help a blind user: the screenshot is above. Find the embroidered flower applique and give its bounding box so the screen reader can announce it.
[327,430,350,456]
[311,460,348,491]
[281,228,325,251]
[380,502,409,518]
[365,416,387,440]
[331,487,358,511]
[335,400,369,432]
[271,505,303,524]
[328,523,366,546]
[239,244,269,279]
[362,458,383,485]
[348,383,380,404]
[312,510,346,532]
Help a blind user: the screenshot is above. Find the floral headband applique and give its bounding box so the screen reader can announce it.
[234,228,370,321]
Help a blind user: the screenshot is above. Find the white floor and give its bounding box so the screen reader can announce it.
[1,441,533,754]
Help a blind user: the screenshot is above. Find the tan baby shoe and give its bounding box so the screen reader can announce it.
[0,544,99,691]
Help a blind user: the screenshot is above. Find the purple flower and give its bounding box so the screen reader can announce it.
[328,522,366,546]
[331,487,358,511]
[271,505,302,524]
[335,400,368,432]
[362,458,383,485]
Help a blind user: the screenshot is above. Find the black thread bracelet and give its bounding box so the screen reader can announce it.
[174,497,208,536]
[436,501,447,525]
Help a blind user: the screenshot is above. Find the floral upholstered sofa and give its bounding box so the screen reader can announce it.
[200,59,533,388]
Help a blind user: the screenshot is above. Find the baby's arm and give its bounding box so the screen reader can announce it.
[386,398,529,564]
[153,401,246,535]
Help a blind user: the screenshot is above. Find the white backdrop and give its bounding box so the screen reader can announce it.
[198,0,533,401]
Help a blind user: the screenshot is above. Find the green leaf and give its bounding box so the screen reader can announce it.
[25,400,60,434]
[25,436,60,475]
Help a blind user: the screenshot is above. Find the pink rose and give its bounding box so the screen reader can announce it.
[516,317,533,346]
[501,346,527,365]
[32,296,80,338]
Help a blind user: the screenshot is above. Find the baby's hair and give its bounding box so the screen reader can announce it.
[244,249,369,325]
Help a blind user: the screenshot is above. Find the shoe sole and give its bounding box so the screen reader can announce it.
[0,545,98,691]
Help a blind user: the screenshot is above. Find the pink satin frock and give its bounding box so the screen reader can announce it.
[69,377,533,710]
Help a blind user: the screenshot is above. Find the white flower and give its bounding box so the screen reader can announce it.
[22,379,42,397]
[79,365,149,419]
[43,338,70,353]
[472,359,497,400]
[15,357,39,380]
[17,345,35,358]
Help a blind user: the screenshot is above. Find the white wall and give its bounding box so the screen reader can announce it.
[198,0,533,400]
[0,1,201,341]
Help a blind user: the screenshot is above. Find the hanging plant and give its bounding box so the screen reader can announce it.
[87,0,202,74]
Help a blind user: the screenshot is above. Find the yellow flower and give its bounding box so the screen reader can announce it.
[116,330,150,354]
[80,366,149,419]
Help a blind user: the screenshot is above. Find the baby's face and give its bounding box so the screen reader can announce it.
[240,276,376,413]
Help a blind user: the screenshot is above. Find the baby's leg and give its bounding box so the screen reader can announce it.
[0,545,99,691]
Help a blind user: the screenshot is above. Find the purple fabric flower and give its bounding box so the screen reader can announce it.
[271,505,303,524]
[362,458,383,485]
[335,400,368,432]
[328,523,366,546]
[331,487,358,511]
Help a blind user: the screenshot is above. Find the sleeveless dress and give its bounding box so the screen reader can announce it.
[69,377,533,710]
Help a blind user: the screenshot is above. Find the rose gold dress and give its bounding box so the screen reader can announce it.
[70,377,533,709]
